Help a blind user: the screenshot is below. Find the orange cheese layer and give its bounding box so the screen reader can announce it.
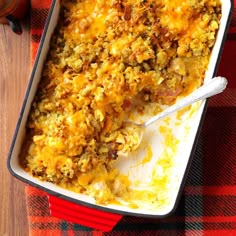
[21,0,221,205]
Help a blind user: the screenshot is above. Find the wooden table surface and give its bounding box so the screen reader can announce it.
[0,19,30,236]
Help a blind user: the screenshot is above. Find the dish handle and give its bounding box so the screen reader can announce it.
[48,194,123,232]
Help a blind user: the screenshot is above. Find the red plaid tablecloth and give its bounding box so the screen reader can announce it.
[26,0,236,235]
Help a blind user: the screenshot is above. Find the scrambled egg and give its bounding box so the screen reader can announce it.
[21,0,221,205]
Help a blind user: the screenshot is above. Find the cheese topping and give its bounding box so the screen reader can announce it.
[21,0,221,205]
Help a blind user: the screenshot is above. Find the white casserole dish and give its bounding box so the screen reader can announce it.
[7,0,233,230]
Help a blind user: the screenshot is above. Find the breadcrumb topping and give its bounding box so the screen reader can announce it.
[21,0,221,204]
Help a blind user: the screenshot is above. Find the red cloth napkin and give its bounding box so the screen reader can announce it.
[26,0,236,235]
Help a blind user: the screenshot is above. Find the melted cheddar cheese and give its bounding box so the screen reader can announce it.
[21,0,221,205]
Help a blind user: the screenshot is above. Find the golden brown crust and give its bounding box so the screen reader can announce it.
[21,0,221,203]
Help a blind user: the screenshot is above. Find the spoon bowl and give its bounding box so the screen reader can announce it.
[119,76,228,154]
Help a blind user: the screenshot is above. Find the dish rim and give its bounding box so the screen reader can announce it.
[7,0,234,218]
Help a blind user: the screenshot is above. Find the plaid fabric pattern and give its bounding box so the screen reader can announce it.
[26,0,236,235]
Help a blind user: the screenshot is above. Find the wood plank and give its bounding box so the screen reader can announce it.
[0,18,30,236]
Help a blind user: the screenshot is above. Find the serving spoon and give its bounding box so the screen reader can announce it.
[120,76,228,153]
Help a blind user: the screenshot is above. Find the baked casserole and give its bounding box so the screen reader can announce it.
[20,0,222,205]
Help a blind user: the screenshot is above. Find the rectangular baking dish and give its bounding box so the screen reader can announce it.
[7,0,233,231]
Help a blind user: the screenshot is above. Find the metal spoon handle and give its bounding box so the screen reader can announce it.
[144,76,228,127]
